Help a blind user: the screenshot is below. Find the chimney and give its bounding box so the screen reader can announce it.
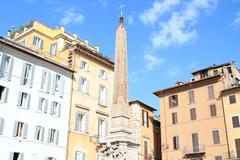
[59,26,64,33]
[95,45,100,53]
[84,40,88,46]
[7,30,11,39]
[72,33,77,39]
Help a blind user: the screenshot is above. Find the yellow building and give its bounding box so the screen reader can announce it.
[154,62,240,160]
[221,86,240,159]
[130,100,161,160]
[13,21,114,160]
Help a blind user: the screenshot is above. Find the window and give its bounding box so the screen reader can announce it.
[172,112,178,124]
[212,129,220,144]
[79,77,89,94]
[232,116,240,128]
[98,119,108,138]
[34,126,44,142]
[47,128,59,144]
[142,110,149,127]
[75,112,89,133]
[143,139,149,159]
[17,92,31,109]
[99,85,107,106]
[32,36,43,49]
[20,63,34,87]
[0,54,14,80]
[208,85,215,99]
[9,152,24,160]
[190,108,197,121]
[40,70,51,93]
[52,74,64,97]
[75,151,85,160]
[98,69,107,80]
[0,117,5,135]
[49,43,57,56]
[13,121,28,138]
[215,156,222,160]
[173,136,179,150]
[37,97,48,113]
[79,60,89,71]
[227,66,232,74]
[188,90,195,104]
[210,104,217,117]
[235,138,240,158]
[50,101,61,117]
[169,95,178,107]
[0,85,8,103]
[229,95,236,104]
[213,70,219,76]
[200,71,208,79]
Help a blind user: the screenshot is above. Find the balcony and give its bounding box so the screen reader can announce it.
[183,145,206,159]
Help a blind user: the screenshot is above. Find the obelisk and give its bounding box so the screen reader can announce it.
[106,5,139,160]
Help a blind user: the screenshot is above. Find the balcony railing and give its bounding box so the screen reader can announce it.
[183,145,206,159]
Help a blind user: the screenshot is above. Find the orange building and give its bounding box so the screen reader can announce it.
[154,62,240,160]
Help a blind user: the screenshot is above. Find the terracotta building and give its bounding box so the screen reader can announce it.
[154,62,240,160]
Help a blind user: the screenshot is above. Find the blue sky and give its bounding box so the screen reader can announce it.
[1,0,240,114]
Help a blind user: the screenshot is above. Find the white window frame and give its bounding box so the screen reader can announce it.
[98,118,108,138]
[98,69,107,80]
[75,150,86,160]
[49,43,57,56]
[75,112,89,133]
[37,97,48,113]
[17,92,31,109]
[9,152,24,160]
[79,77,89,94]
[33,36,43,49]
[0,117,5,135]
[47,128,59,144]
[40,70,51,93]
[34,125,45,142]
[20,63,34,87]
[52,74,64,97]
[79,60,89,72]
[13,121,28,139]
[50,101,61,117]
[0,53,14,80]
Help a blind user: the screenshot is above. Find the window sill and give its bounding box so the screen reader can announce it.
[98,104,108,108]
[0,77,10,82]
[18,106,29,110]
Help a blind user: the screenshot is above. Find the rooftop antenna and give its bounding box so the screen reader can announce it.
[119,4,125,17]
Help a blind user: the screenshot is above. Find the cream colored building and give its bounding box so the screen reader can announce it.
[154,62,240,160]
[12,21,114,160]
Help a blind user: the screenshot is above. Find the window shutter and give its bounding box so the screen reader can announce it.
[212,130,220,144]
[58,103,61,117]
[34,126,38,140]
[32,36,36,45]
[104,88,107,105]
[55,130,59,144]
[40,39,43,49]
[0,118,5,135]
[47,128,51,143]
[13,121,17,136]
[46,72,52,93]
[85,115,89,133]
[20,153,24,160]
[49,44,53,56]
[142,110,144,126]
[23,123,28,139]
[40,70,46,90]
[29,65,35,87]
[44,99,48,113]
[9,152,14,160]
[4,87,9,103]
[86,63,89,71]
[208,86,215,99]
[20,63,27,85]
[17,92,22,106]
[41,127,45,142]
[146,111,149,127]
[79,61,83,69]
[38,98,42,111]
[86,80,89,94]
[210,104,217,117]
[105,121,108,137]
[50,101,54,114]
[75,112,80,131]
[59,77,65,97]
[82,152,86,160]
[27,94,31,109]
[7,57,14,81]
[52,74,56,95]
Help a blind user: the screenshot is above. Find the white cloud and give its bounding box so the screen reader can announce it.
[59,8,85,26]
[139,0,180,25]
[144,53,166,71]
[127,15,134,26]
[231,12,240,28]
[140,0,218,48]
[168,67,181,76]
[98,0,108,8]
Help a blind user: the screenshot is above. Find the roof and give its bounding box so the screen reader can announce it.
[153,75,221,97]
[0,36,73,72]
[129,100,157,112]
[191,62,234,74]
[220,86,240,96]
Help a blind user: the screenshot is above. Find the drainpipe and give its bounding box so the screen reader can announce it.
[220,95,231,159]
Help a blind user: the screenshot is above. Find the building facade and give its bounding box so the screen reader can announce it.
[0,37,72,160]
[154,62,240,160]
[130,100,161,160]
